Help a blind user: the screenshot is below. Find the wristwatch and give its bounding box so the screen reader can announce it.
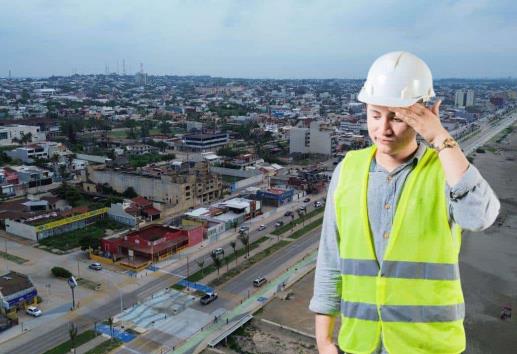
[432,137,458,153]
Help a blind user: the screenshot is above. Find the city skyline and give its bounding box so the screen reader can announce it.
[2,0,517,79]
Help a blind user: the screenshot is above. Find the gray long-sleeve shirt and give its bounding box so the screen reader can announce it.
[309,144,500,353]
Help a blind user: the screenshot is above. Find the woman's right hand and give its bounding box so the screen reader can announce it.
[318,342,339,354]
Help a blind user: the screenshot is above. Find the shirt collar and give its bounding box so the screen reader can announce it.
[371,143,427,173]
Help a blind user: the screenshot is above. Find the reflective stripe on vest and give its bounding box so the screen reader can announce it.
[340,258,460,280]
[341,300,465,322]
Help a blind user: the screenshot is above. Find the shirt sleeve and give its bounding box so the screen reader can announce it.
[447,164,501,231]
[309,163,342,315]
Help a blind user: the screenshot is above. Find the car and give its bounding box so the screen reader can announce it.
[284,211,293,217]
[26,306,42,317]
[275,221,284,227]
[303,198,311,203]
[239,225,249,232]
[200,292,218,305]
[211,248,224,257]
[258,224,266,231]
[314,201,323,208]
[299,206,306,211]
[89,262,102,271]
[253,276,267,287]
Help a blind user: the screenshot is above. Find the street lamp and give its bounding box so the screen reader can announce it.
[68,276,78,310]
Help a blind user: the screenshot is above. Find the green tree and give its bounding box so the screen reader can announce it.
[238,231,250,258]
[210,253,222,279]
[122,187,138,198]
[108,317,114,339]
[230,240,237,266]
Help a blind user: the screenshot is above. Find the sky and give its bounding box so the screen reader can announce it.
[1,0,517,79]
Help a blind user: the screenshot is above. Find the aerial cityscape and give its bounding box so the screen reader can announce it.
[1,1,517,354]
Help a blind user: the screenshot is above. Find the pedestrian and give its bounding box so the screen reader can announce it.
[309,51,500,354]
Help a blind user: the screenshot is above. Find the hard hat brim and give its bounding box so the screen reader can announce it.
[357,90,420,108]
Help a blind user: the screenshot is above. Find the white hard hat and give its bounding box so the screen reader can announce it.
[357,51,435,107]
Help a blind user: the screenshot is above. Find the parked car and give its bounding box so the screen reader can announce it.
[299,206,306,211]
[275,221,284,227]
[314,201,323,208]
[89,262,103,271]
[239,225,249,232]
[258,224,266,231]
[253,276,267,287]
[284,211,293,217]
[26,306,42,317]
[303,198,311,203]
[200,292,218,305]
[211,248,224,257]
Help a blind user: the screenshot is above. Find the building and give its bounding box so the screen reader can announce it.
[88,161,223,208]
[454,90,465,107]
[183,132,229,151]
[465,90,475,107]
[5,207,109,241]
[289,121,338,156]
[0,271,38,315]
[257,188,294,207]
[125,144,159,155]
[0,125,45,146]
[6,142,68,163]
[455,90,475,107]
[100,224,203,268]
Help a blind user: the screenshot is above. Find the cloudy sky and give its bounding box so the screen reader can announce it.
[1,0,516,79]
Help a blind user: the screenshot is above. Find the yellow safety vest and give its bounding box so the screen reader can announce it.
[334,146,465,354]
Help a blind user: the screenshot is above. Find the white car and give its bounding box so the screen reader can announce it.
[26,306,42,317]
[258,225,266,231]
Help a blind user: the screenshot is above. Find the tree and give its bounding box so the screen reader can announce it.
[123,187,138,198]
[197,258,205,277]
[69,322,78,354]
[159,119,171,135]
[210,253,222,279]
[232,220,239,232]
[51,266,73,278]
[230,240,237,266]
[108,317,114,339]
[238,232,250,259]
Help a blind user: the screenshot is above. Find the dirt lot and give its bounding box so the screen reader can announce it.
[211,270,321,354]
[460,124,517,354]
[212,123,517,354]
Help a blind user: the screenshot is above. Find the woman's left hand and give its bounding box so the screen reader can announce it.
[392,100,450,146]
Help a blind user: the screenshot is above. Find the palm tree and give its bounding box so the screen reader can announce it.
[210,253,222,279]
[197,258,205,277]
[69,322,78,354]
[238,232,250,258]
[230,240,237,266]
[108,317,114,339]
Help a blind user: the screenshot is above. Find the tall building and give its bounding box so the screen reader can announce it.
[289,121,337,156]
[455,90,475,107]
[454,90,465,107]
[465,90,475,107]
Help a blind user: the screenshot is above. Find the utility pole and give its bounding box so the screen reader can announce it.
[68,276,78,310]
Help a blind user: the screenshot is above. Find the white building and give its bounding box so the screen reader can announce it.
[0,125,46,146]
[465,90,475,107]
[289,121,338,156]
